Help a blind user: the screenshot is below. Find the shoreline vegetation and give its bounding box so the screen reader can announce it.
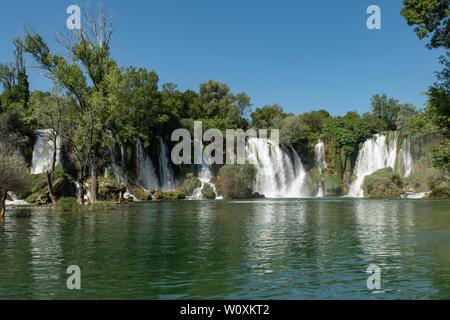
[0,2,449,218]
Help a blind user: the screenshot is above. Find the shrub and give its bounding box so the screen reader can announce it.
[180,174,202,196]
[25,193,41,204]
[175,191,186,200]
[201,184,216,199]
[129,185,152,201]
[55,197,83,212]
[88,201,115,211]
[362,168,403,198]
[216,163,257,199]
[152,190,166,201]
[324,173,342,196]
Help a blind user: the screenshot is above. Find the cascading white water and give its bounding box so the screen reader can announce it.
[246,138,308,198]
[31,129,61,175]
[347,133,413,197]
[135,138,159,191]
[315,140,327,173]
[73,181,90,202]
[158,138,175,192]
[5,192,28,206]
[398,138,413,178]
[407,191,431,199]
[314,139,327,197]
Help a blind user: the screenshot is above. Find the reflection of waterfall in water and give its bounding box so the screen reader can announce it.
[158,138,175,192]
[314,140,327,197]
[135,138,159,191]
[31,129,61,175]
[246,138,308,198]
[5,192,28,206]
[348,132,414,197]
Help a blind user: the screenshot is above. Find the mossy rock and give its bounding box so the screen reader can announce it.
[152,190,166,201]
[429,186,450,199]
[201,184,216,199]
[129,185,152,201]
[362,168,403,198]
[323,173,343,196]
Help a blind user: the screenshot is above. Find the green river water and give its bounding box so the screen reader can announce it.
[0,199,449,299]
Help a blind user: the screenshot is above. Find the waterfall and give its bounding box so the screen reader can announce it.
[73,181,90,202]
[347,132,413,197]
[246,138,308,198]
[135,138,160,191]
[314,139,327,197]
[5,192,28,206]
[315,140,327,173]
[398,138,413,178]
[106,135,139,200]
[190,163,221,200]
[158,138,175,192]
[31,129,61,175]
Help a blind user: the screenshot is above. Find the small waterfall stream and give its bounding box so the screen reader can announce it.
[314,139,327,197]
[31,129,61,175]
[5,192,28,206]
[135,138,159,191]
[190,164,221,200]
[158,138,175,192]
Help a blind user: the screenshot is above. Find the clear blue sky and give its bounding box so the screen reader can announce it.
[0,0,445,116]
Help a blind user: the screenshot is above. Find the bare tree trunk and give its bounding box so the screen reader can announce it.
[0,191,7,219]
[51,139,58,172]
[90,165,98,203]
[46,171,57,205]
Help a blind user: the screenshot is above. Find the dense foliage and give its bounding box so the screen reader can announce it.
[0,2,448,207]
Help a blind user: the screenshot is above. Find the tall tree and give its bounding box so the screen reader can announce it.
[401,0,449,49]
[370,94,401,131]
[16,4,116,203]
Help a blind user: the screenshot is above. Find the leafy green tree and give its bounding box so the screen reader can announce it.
[16,5,116,203]
[0,43,30,112]
[427,54,450,173]
[251,104,286,128]
[323,112,372,177]
[396,103,419,130]
[431,140,450,173]
[29,91,71,204]
[298,110,332,133]
[198,80,251,130]
[370,94,402,130]
[272,115,304,146]
[0,142,29,218]
[401,0,449,49]
[362,112,389,133]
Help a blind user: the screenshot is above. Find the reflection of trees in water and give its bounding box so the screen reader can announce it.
[29,211,63,298]
[0,216,35,298]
